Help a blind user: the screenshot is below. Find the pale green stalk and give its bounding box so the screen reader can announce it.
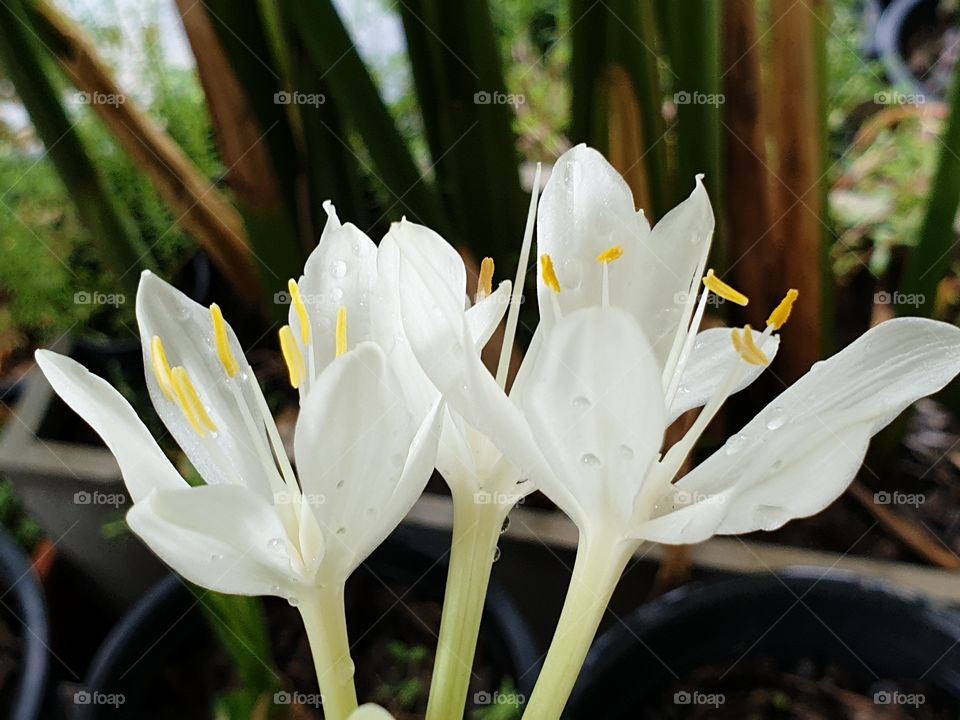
[425,495,507,720]
[523,533,638,719]
[298,585,359,720]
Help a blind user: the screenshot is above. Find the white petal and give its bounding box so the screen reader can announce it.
[521,306,667,530]
[536,145,650,326]
[396,233,549,494]
[127,484,302,597]
[293,342,429,579]
[465,280,511,350]
[656,317,960,538]
[35,350,185,502]
[136,271,274,497]
[298,208,379,373]
[384,218,467,304]
[637,176,714,365]
[667,327,780,423]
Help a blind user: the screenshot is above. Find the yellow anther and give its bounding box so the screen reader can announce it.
[210,304,240,378]
[279,325,305,389]
[477,257,494,300]
[287,279,311,344]
[731,325,770,366]
[171,366,217,436]
[540,254,561,294]
[596,245,625,264]
[703,269,749,307]
[336,306,348,358]
[150,336,175,400]
[767,288,799,330]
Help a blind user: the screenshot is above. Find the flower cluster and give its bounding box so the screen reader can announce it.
[37,145,960,720]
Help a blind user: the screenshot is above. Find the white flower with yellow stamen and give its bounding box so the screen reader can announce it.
[515,144,960,719]
[34,203,453,601]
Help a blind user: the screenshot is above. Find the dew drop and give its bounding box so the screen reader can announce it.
[677,384,690,395]
[500,516,511,534]
[351,242,361,256]
[492,547,501,562]
[572,395,591,409]
[766,407,787,431]
[725,433,747,456]
[336,478,345,489]
[287,596,300,607]
[330,287,344,302]
[336,527,347,535]
[336,657,356,684]
[210,553,224,562]
[269,584,281,594]
[330,259,348,278]
[268,537,283,550]
[619,444,634,460]
[581,453,602,467]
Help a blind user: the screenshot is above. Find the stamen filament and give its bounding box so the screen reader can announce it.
[664,284,711,404]
[496,162,541,389]
[662,246,711,388]
[210,304,240,378]
[703,269,749,306]
[335,306,348,357]
[477,257,494,301]
[150,336,175,400]
[279,325,306,388]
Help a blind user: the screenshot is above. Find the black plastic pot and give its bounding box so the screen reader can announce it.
[876,0,952,99]
[75,532,539,719]
[0,528,57,720]
[569,570,960,719]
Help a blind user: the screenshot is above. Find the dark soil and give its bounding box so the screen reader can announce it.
[0,614,20,716]
[648,656,955,719]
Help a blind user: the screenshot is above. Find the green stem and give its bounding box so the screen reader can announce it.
[425,497,506,720]
[523,533,637,720]
[298,584,359,720]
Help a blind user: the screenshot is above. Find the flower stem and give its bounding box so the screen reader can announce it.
[425,497,506,720]
[523,533,637,720]
[298,584,359,720]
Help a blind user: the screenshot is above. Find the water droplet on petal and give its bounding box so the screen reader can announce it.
[330,287,344,302]
[619,444,634,460]
[351,242,361,256]
[336,479,345,489]
[269,584,281,594]
[572,395,591,409]
[581,453,601,467]
[677,384,690,395]
[336,657,355,684]
[210,553,224,562]
[268,537,283,550]
[500,516,511,534]
[562,259,583,289]
[330,260,348,278]
[766,407,787,430]
[725,433,747,455]
[287,596,300,607]
[336,527,346,535]
[492,546,501,562]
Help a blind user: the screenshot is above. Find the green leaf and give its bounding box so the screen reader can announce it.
[0,0,154,296]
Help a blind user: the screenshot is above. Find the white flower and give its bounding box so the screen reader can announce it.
[520,144,960,543]
[393,170,548,515]
[36,204,442,600]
